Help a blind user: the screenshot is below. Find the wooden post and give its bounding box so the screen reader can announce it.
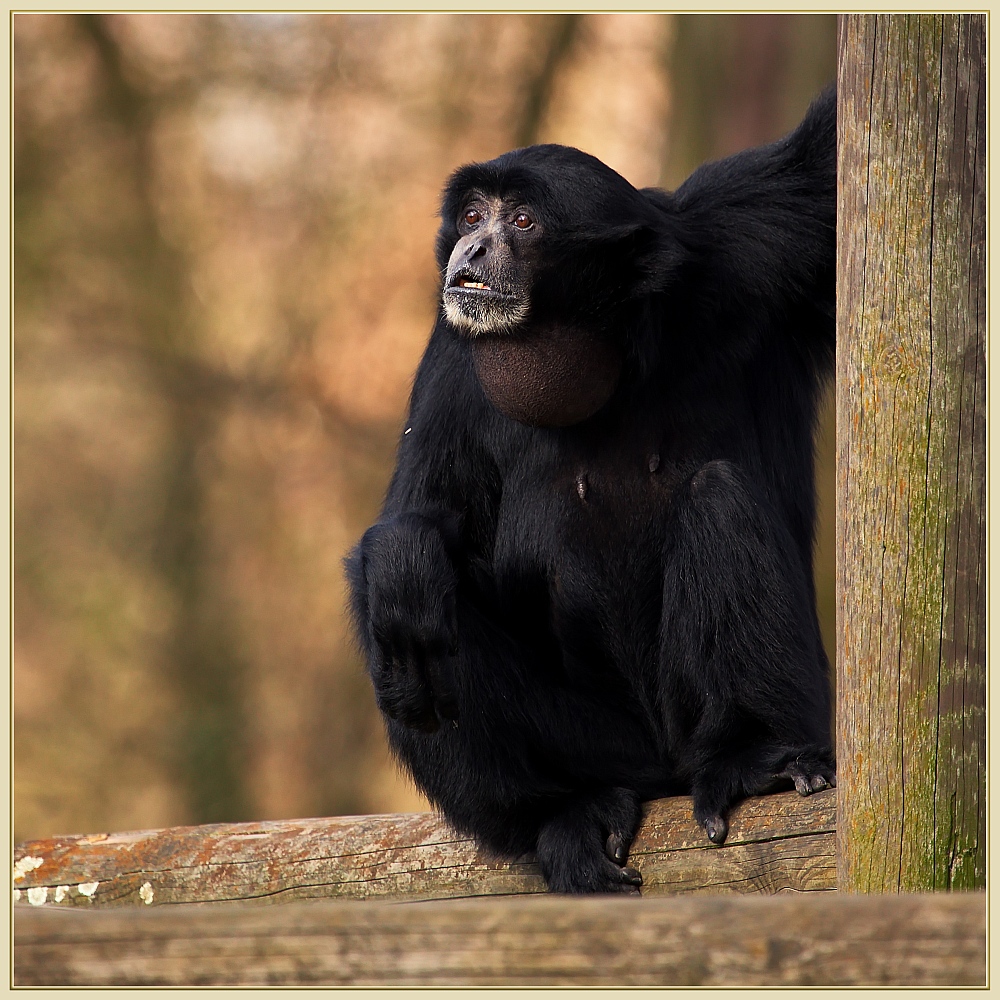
[836,15,986,891]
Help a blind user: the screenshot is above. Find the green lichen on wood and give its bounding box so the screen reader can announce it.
[836,14,985,892]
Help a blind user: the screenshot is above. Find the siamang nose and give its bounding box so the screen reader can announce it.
[464,237,490,263]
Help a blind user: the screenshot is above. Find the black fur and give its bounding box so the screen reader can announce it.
[347,87,837,892]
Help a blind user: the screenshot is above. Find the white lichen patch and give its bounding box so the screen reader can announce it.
[13,888,20,903]
[53,885,70,903]
[77,881,100,897]
[139,881,154,905]
[27,886,48,906]
[13,856,44,881]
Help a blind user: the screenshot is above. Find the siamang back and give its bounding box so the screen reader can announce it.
[347,88,836,893]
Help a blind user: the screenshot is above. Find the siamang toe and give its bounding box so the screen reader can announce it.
[775,754,837,797]
[703,814,728,845]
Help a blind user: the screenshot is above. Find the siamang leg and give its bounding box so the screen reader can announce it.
[382,595,659,888]
[660,460,835,845]
[351,511,658,891]
[685,729,837,845]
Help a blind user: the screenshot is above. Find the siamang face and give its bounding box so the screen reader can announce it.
[442,193,545,336]
[438,146,669,343]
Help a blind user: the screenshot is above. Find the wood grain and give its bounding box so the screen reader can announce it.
[14,891,984,987]
[12,790,834,907]
[836,14,986,891]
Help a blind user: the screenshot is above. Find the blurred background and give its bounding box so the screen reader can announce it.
[13,12,837,843]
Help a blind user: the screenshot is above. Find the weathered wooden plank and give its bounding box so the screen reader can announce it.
[836,13,986,891]
[13,790,835,907]
[14,891,985,987]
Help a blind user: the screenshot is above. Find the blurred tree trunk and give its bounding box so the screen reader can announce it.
[77,14,251,824]
[665,14,837,179]
[666,14,789,174]
[515,15,581,148]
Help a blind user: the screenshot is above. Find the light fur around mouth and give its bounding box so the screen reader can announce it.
[442,285,529,335]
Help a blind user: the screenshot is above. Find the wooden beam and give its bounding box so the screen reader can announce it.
[14,891,985,987]
[836,14,986,892]
[13,790,834,907]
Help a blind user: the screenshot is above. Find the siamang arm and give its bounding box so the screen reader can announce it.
[346,322,499,731]
[668,86,836,342]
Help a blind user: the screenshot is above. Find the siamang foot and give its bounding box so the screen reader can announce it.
[774,753,837,796]
[692,746,836,845]
[536,788,644,894]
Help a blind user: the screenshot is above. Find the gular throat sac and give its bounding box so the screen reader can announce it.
[470,324,622,428]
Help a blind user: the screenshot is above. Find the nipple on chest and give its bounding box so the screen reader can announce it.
[574,452,660,504]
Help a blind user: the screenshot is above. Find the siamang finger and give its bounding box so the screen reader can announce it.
[605,832,629,866]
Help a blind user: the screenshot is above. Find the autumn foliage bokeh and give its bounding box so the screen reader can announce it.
[14,13,836,842]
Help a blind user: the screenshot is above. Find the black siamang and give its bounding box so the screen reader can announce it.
[347,88,836,894]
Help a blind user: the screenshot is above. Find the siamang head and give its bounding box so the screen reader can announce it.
[437,144,667,338]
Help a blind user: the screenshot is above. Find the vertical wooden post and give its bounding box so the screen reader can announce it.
[836,14,986,892]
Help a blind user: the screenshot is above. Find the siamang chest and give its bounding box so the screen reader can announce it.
[491,440,676,664]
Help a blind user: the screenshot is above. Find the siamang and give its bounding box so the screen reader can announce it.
[347,87,836,894]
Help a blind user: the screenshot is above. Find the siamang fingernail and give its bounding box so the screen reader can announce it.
[606,834,626,864]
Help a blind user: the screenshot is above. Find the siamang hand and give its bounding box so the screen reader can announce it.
[356,513,460,732]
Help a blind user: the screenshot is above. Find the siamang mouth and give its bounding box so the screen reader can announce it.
[443,270,529,334]
[446,271,513,298]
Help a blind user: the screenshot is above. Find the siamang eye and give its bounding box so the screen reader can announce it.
[513,212,534,230]
[463,208,482,227]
